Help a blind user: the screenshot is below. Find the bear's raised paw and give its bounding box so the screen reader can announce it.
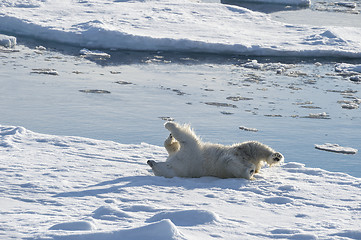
[271,152,284,162]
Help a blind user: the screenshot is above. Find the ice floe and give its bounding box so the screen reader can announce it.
[0,0,360,57]
[315,143,358,154]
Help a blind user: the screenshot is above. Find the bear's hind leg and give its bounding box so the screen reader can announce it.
[164,122,200,146]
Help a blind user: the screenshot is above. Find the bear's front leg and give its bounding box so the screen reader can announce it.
[266,152,284,166]
[147,160,177,178]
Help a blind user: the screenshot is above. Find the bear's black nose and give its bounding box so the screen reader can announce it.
[147,160,155,167]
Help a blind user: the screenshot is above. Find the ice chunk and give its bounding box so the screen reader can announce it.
[341,102,359,109]
[80,48,110,59]
[239,126,259,132]
[335,63,361,74]
[350,75,361,82]
[302,112,330,119]
[31,68,59,75]
[0,34,16,48]
[335,2,357,8]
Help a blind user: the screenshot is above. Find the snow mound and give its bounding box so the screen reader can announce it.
[0,0,360,57]
[52,219,185,240]
[0,34,16,47]
[49,221,94,231]
[315,143,358,154]
[92,206,132,220]
[147,209,219,226]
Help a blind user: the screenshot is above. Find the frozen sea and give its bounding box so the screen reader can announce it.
[1,0,361,239]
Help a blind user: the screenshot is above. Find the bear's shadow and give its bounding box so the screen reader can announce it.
[54,174,260,198]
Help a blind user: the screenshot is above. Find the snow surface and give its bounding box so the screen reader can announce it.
[0,0,361,57]
[1,124,361,239]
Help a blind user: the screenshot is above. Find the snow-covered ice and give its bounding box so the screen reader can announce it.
[0,0,361,57]
[1,124,361,239]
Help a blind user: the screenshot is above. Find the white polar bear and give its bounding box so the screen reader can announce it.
[147,122,284,180]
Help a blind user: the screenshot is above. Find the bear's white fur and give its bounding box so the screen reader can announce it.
[147,122,284,180]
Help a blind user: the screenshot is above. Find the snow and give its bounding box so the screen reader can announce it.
[315,143,358,154]
[0,0,361,57]
[1,124,361,239]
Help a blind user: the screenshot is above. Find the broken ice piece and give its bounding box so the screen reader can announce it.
[79,89,111,94]
[341,102,359,109]
[80,48,111,59]
[315,143,358,154]
[302,112,330,119]
[31,68,59,75]
[159,117,175,121]
[335,2,356,8]
[350,75,361,82]
[239,126,258,132]
[0,34,16,48]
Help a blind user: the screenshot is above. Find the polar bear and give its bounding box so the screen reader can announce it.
[147,122,284,180]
